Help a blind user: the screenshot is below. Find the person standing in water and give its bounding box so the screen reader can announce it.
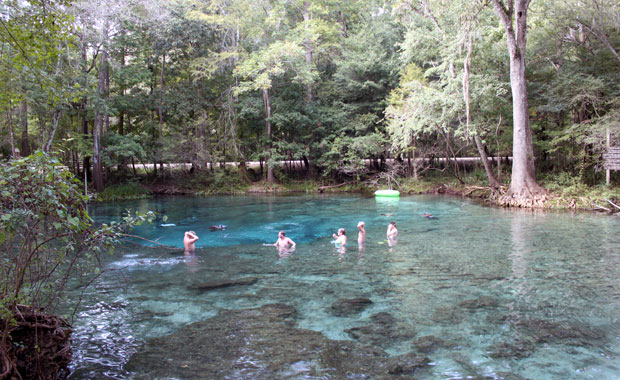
[333,228,347,246]
[357,221,366,244]
[184,231,199,253]
[270,230,296,250]
[387,221,398,238]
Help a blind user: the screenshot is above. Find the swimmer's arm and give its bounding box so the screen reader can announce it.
[289,239,296,247]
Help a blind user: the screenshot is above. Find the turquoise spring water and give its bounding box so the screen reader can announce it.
[67,194,620,379]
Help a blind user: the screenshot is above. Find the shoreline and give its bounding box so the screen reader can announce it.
[99,181,619,215]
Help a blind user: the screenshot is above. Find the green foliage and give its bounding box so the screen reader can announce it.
[0,152,154,317]
[193,168,250,195]
[98,183,150,201]
[101,133,147,167]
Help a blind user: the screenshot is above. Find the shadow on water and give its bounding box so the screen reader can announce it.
[66,194,620,379]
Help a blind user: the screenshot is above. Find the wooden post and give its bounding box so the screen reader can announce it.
[606,128,611,186]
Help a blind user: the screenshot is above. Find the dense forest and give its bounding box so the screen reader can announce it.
[0,0,619,206]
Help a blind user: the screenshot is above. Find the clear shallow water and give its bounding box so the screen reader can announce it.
[66,194,620,379]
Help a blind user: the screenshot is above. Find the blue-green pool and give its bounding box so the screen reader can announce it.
[68,194,620,379]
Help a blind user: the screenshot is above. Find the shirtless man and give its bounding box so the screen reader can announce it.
[271,230,296,250]
[332,228,347,246]
[183,231,199,252]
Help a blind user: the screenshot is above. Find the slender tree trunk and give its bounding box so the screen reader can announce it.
[262,88,274,184]
[463,31,501,188]
[492,0,545,206]
[303,1,313,102]
[81,99,91,183]
[44,110,61,153]
[93,49,108,192]
[20,100,30,156]
[7,102,16,158]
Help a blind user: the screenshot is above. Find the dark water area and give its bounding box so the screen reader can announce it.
[66,194,620,379]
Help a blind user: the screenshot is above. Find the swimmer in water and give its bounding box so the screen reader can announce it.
[332,228,347,246]
[387,221,398,239]
[268,230,296,250]
[357,221,366,245]
[183,231,199,253]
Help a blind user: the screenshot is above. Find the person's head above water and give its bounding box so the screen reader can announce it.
[338,228,345,235]
[279,230,286,237]
[357,221,365,228]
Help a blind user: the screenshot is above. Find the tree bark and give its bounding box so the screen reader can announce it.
[303,1,313,102]
[7,102,16,158]
[262,88,274,184]
[93,49,108,192]
[20,100,30,156]
[492,0,545,206]
[463,32,501,188]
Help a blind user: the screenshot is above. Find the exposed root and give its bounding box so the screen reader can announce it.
[498,187,548,208]
[1,306,72,380]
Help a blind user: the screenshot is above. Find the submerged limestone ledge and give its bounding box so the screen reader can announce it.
[125,303,430,379]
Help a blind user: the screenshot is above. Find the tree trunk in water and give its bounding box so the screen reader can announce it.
[492,0,545,207]
[262,88,274,184]
[20,100,30,156]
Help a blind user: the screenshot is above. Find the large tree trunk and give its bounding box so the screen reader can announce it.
[492,0,545,207]
[262,88,274,184]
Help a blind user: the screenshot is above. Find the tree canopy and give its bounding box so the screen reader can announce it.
[0,0,617,200]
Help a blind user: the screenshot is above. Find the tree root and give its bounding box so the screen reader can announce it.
[1,306,72,380]
[498,188,548,208]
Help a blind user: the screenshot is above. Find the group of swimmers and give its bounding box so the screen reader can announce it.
[183,219,409,254]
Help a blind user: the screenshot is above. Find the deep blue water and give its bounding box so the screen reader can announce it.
[66,194,620,379]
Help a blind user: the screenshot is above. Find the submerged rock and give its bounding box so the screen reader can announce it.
[413,335,451,353]
[487,340,534,359]
[126,303,431,379]
[431,306,462,325]
[514,318,603,344]
[386,353,430,375]
[345,312,416,347]
[458,296,499,309]
[187,276,259,291]
[330,297,373,316]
